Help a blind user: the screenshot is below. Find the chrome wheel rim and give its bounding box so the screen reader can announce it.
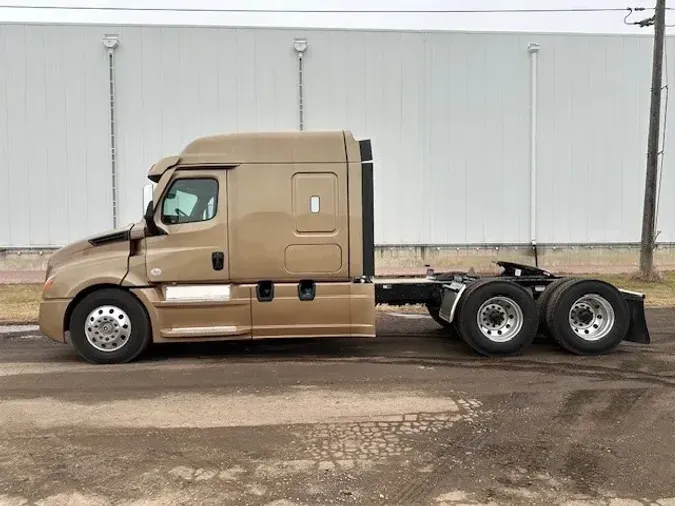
[568,294,615,341]
[84,305,132,352]
[476,297,523,342]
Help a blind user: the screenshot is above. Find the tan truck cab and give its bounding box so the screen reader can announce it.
[39,130,377,363]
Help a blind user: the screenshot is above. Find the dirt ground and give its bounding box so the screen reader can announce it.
[1,310,675,506]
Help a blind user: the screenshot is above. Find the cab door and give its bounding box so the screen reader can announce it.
[144,168,251,340]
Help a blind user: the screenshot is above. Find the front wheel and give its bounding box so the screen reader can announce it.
[454,279,538,357]
[69,288,152,364]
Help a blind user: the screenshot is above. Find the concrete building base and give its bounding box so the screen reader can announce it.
[2,244,675,284]
[376,244,675,275]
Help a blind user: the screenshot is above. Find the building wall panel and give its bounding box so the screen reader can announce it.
[535,34,660,244]
[0,27,8,246]
[1,23,673,248]
[113,26,299,224]
[0,24,111,247]
[302,30,534,245]
[651,39,675,243]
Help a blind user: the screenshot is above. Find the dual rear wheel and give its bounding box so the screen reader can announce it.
[538,278,629,355]
[429,277,630,357]
[452,279,539,356]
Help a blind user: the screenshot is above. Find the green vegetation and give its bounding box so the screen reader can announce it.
[596,272,675,308]
[0,284,42,324]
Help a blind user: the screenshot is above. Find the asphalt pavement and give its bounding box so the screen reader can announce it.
[1,310,675,506]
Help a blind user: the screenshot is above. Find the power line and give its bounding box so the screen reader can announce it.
[0,5,662,15]
[625,7,656,25]
[628,6,675,27]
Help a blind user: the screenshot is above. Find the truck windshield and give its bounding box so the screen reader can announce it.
[161,178,218,225]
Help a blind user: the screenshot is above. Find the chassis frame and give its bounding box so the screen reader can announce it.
[374,261,650,345]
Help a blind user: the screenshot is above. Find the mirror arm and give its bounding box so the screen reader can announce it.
[144,201,164,236]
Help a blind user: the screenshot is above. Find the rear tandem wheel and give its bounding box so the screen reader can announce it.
[426,305,460,338]
[544,279,630,355]
[536,277,576,336]
[453,278,539,357]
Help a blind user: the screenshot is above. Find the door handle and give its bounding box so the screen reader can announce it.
[211,251,224,271]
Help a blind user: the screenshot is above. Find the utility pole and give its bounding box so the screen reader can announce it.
[639,0,666,279]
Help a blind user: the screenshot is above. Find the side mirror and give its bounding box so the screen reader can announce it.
[142,183,155,211]
[142,182,165,236]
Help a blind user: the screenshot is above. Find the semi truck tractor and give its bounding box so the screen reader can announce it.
[38,130,650,364]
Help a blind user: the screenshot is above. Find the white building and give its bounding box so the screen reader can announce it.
[1,22,674,263]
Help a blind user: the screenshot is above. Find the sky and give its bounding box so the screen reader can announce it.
[0,0,674,35]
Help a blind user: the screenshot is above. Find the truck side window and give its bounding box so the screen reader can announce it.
[161,178,219,225]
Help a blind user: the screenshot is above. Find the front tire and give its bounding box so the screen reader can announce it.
[69,288,152,364]
[455,279,538,357]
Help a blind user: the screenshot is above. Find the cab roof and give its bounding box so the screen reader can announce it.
[147,130,357,182]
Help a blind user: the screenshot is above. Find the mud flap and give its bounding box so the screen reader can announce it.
[438,281,467,323]
[621,290,651,344]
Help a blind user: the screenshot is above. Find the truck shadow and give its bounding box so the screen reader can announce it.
[141,329,564,363]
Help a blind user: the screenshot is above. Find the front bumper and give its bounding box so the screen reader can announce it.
[38,298,71,343]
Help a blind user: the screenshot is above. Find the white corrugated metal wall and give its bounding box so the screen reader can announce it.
[0,23,674,248]
[0,24,112,247]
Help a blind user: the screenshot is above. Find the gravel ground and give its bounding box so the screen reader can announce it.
[0,310,674,506]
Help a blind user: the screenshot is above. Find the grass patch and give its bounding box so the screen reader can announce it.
[0,273,673,325]
[377,303,427,314]
[0,284,42,324]
[594,272,675,308]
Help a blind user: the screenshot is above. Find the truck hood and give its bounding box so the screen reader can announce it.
[46,222,144,278]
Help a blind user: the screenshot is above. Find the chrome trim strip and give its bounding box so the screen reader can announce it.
[619,288,645,298]
[447,283,467,323]
[161,325,245,338]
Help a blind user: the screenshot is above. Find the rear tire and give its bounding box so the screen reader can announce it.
[536,277,576,336]
[69,288,152,364]
[545,279,629,355]
[426,305,460,338]
[426,305,449,327]
[455,279,538,357]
